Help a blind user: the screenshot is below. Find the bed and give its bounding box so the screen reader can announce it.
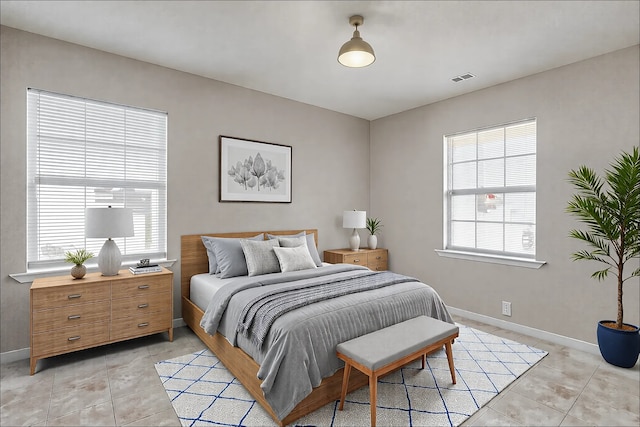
[181,229,452,426]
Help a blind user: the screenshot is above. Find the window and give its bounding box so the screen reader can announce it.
[444,119,536,259]
[27,89,167,270]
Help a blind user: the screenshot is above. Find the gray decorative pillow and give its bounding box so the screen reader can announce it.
[278,236,307,248]
[240,239,281,277]
[273,245,318,273]
[267,232,322,267]
[207,234,264,278]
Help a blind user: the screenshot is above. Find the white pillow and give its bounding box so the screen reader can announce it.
[240,239,280,277]
[267,232,323,267]
[273,245,317,273]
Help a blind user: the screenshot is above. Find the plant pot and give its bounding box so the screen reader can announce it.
[367,235,378,250]
[596,320,640,368]
[70,264,86,279]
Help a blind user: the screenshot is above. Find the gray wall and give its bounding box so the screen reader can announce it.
[370,45,640,344]
[0,26,370,353]
[2,25,638,354]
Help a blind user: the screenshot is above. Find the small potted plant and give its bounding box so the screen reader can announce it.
[64,248,94,279]
[566,147,640,368]
[366,217,383,249]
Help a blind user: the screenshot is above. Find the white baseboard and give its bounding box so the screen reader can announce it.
[0,347,30,365]
[1,317,189,365]
[1,313,600,365]
[448,306,600,356]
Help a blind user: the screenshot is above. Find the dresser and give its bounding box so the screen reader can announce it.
[30,267,173,374]
[323,248,388,271]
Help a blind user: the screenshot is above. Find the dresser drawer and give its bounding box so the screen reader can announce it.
[32,284,110,311]
[111,275,171,299]
[31,322,110,357]
[342,253,368,266]
[32,301,110,333]
[112,291,171,319]
[111,311,172,341]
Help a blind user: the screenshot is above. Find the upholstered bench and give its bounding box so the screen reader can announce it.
[336,316,459,427]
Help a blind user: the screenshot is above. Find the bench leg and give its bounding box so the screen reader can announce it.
[370,373,378,427]
[445,340,456,384]
[338,362,351,411]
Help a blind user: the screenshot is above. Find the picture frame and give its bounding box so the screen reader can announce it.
[219,136,292,203]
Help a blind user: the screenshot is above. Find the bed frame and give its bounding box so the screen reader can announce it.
[180,230,369,426]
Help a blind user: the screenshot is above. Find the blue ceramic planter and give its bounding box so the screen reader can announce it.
[597,321,640,368]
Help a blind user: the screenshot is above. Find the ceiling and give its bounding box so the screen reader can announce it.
[1,1,638,120]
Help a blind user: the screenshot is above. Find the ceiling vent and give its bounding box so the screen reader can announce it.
[451,73,475,83]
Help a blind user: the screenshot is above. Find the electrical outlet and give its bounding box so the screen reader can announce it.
[502,301,512,316]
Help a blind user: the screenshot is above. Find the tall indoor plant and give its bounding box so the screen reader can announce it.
[566,146,640,368]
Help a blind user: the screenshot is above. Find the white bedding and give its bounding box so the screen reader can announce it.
[190,273,237,310]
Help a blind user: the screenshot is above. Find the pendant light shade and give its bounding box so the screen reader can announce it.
[338,15,375,68]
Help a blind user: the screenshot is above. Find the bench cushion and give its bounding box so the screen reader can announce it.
[336,316,459,371]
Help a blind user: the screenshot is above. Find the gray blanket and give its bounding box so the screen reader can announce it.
[237,270,417,348]
[200,264,453,421]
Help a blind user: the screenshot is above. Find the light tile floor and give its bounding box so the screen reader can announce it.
[1,316,638,426]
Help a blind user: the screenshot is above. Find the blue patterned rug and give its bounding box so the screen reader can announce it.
[155,324,547,426]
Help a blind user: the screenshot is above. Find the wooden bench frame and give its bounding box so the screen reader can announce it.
[337,330,459,427]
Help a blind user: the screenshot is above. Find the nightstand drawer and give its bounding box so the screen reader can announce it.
[31,322,110,357]
[112,291,171,319]
[32,284,110,310]
[32,301,110,333]
[111,275,171,298]
[111,311,172,341]
[342,253,368,266]
[367,250,388,271]
[324,248,389,271]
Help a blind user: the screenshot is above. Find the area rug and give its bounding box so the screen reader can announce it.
[155,324,547,426]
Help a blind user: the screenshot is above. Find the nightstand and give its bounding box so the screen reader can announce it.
[323,248,388,271]
[30,267,173,374]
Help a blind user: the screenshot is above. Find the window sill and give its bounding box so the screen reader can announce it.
[434,249,546,269]
[9,259,177,284]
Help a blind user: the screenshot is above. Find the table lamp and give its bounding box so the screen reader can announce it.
[343,210,366,251]
[86,206,134,276]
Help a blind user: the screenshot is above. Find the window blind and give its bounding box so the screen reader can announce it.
[27,89,167,269]
[445,119,536,257]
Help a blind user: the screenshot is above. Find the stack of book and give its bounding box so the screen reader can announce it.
[129,264,162,275]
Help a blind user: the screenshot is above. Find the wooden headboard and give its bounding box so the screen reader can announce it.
[180,229,318,300]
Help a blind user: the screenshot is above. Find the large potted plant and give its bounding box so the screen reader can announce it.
[566,146,640,368]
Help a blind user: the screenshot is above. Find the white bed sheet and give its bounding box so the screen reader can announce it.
[190,273,237,311]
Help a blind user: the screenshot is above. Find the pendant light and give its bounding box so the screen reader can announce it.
[338,15,376,68]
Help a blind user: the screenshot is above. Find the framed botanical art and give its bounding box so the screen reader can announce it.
[219,136,292,203]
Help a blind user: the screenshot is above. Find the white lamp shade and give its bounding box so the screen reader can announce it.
[86,207,134,238]
[343,210,366,229]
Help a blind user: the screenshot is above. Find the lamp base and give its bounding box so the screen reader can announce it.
[98,239,122,276]
[349,228,361,251]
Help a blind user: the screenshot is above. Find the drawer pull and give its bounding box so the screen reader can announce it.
[138,303,149,309]
[138,285,150,289]
[376,256,381,259]
[68,294,82,299]
[68,315,81,320]
[67,336,81,341]
[353,259,360,263]
[138,322,149,328]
